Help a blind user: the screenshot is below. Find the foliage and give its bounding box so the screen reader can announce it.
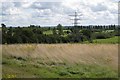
[57,24,63,35]
[1,23,119,44]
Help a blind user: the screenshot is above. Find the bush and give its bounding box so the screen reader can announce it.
[92,33,113,39]
[2,61,8,65]
[68,71,80,74]
[13,56,26,61]
[59,71,69,76]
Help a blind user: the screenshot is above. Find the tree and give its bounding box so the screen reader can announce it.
[53,27,57,35]
[33,28,43,34]
[1,23,6,28]
[21,28,37,43]
[70,27,79,34]
[81,29,93,43]
[57,24,63,35]
[1,23,7,44]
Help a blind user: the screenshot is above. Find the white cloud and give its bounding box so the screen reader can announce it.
[0,0,118,27]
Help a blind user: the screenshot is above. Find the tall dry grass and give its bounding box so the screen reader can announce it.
[2,44,118,69]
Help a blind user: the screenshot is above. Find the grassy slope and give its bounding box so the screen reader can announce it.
[93,36,119,44]
[84,36,119,44]
[2,44,118,78]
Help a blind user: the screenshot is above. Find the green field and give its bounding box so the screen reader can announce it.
[93,36,119,44]
[43,30,71,36]
[43,30,53,35]
[84,36,119,44]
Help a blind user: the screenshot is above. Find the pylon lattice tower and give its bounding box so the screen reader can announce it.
[69,12,82,26]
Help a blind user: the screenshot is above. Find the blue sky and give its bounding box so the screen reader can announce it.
[0,0,119,27]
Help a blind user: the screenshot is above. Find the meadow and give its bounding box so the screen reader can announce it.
[1,24,119,78]
[2,44,118,78]
[84,36,119,44]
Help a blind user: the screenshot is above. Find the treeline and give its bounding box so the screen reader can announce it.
[1,23,119,44]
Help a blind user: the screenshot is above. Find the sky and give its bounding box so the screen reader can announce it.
[0,0,119,27]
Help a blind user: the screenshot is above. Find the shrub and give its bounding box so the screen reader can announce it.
[92,33,113,39]
[13,56,26,61]
[59,71,69,76]
[68,71,80,74]
[2,61,7,65]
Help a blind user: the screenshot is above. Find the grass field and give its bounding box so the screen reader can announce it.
[43,30,53,35]
[2,44,118,78]
[43,30,70,36]
[84,36,119,44]
[93,36,119,44]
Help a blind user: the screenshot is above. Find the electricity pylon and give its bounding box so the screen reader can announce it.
[69,12,82,26]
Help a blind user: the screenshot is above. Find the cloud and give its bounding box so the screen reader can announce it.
[0,0,118,27]
[90,3,107,12]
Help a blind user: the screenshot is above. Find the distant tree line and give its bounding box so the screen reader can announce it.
[1,23,119,44]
